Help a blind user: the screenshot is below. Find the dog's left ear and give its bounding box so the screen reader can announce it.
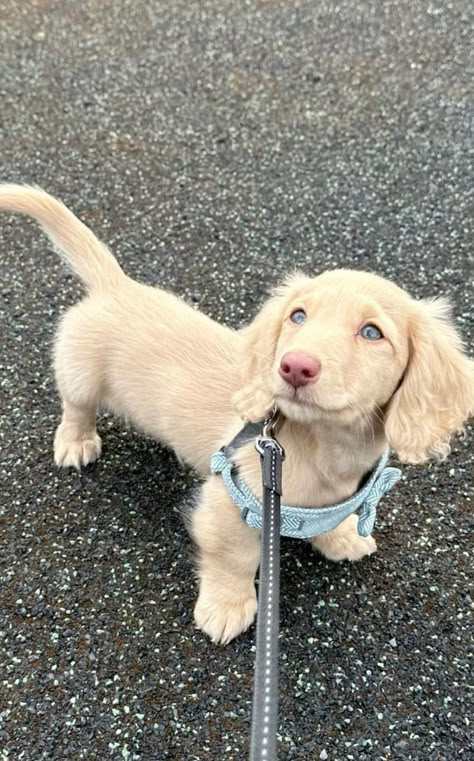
[233,276,308,421]
[385,298,474,463]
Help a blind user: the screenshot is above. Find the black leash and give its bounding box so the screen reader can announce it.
[249,409,284,761]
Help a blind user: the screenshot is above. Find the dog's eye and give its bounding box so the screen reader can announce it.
[289,309,306,325]
[359,323,383,340]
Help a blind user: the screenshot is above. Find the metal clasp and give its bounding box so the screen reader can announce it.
[255,407,285,460]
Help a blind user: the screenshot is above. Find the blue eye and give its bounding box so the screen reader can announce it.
[290,309,306,325]
[359,323,383,340]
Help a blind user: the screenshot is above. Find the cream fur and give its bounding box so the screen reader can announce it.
[1,184,473,644]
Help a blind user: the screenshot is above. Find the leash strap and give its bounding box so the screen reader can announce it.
[250,413,284,761]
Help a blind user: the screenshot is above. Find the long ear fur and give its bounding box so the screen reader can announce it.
[233,275,307,421]
[385,298,474,463]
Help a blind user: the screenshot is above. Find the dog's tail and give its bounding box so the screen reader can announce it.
[0,184,125,291]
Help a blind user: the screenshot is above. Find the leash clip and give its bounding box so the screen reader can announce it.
[255,407,285,460]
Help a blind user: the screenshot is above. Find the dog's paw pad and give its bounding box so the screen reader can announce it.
[54,428,102,469]
[194,592,257,644]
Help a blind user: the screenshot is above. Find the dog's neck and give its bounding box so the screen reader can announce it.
[273,413,386,506]
[279,414,385,460]
[236,411,387,509]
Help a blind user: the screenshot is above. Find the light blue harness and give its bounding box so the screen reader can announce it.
[210,445,401,540]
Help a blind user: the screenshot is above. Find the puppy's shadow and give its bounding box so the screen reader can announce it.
[74,417,201,542]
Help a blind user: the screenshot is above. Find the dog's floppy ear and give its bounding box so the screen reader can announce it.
[233,275,306,421]
[232,293,286,421]
[385,298,474,463]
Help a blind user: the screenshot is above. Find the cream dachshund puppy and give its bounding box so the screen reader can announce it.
[1,185,473,644]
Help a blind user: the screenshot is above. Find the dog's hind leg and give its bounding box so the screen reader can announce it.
[54,400,102,468]
[53,304,105,469]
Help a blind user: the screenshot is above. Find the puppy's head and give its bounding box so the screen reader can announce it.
[233,269,474,463]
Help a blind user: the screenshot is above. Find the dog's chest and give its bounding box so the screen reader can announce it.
[235,437,382,510]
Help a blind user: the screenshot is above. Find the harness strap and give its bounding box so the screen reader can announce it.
[221,419,265,457]
[210,448,401,539]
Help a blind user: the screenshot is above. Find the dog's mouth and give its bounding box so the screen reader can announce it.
[275,388,350,416]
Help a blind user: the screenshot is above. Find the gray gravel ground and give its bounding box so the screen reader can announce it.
[0,1,473,759]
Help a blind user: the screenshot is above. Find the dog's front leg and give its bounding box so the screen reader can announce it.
[191,476,260,644]
[310,514,377,562]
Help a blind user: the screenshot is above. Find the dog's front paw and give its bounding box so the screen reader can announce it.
[311,514,377,562]
[322,532,377,562]
[54,425,102,469]
[194,587,257,644]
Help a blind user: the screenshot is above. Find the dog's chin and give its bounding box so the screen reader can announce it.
[275,390,357,425]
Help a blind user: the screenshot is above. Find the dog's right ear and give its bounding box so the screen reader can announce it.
[233,274,309,421]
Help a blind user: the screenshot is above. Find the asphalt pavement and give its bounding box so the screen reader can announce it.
[0,1,473,759]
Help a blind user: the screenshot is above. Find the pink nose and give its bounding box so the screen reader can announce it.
[279,351,321,388]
